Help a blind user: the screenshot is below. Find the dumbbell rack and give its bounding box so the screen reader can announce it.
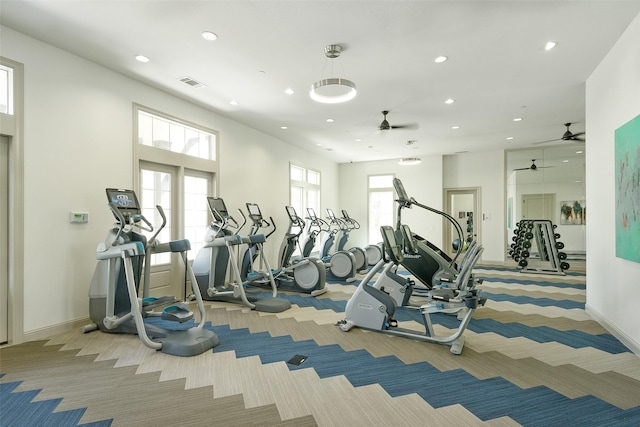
[509,219,570,275]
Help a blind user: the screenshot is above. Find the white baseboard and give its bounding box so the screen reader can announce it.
[23,317,91,343]
[585,304,640,357]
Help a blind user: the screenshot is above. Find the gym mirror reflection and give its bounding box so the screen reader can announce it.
[506,145,586,271]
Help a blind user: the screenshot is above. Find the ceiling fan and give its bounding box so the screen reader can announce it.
[513,159,554,171]
[533,123,586,145]
[378,110,418,131]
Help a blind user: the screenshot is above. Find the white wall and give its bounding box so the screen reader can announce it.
[1,26,338,335]
[338,156,444,249]
[443,150,505,262]
[585,13,640,354]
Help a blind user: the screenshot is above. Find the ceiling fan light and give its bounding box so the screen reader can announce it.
[398,157,421,166]
[310,78,357,104]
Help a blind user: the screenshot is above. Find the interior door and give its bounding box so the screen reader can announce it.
[1,136,8,344]
[139,163,213,300]
[139,164,181,299]
[444,188,479,256]
[522,193,555,221]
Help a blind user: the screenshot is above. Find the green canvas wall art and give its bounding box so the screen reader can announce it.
[615,114,640,263]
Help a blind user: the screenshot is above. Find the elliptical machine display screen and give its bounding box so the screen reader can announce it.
[105,188,140,219]
[285,206,298,222]
[306,208,318,220]
[326,208,336,220]
[207,197,228,222]
[246,203,262,221]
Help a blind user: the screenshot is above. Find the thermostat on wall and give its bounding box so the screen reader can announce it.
[69,212,89,223]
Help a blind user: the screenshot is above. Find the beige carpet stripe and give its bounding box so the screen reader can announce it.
[474,269,586,284]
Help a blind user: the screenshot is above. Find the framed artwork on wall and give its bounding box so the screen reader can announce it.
[560,200,586,225]
[615,114,640,263]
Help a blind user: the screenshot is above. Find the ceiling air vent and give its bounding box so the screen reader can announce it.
[179,76,205,88]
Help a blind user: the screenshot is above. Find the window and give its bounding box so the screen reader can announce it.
[183,173,210,257]
[135,105,218,298]
[290,164,321,254]
[140,168,172,265]
[289,164,320,218]
[0,64,14,115]
[368,174,395,244]
[138,109,215,160]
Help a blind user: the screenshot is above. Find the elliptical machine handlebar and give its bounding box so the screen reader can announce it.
[147,205,166,246]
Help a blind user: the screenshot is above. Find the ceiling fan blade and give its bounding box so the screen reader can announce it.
[391,123,419,130]
[532,138,561,145]
[513,167,531,171]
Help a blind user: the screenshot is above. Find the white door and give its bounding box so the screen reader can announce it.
[522,193,555,221]
[1,136,8,344]
[139,163,212,300]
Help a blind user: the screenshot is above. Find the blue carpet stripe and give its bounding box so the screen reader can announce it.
[0,380,113,427]
[480,292,585,309]
[205,324,640,427]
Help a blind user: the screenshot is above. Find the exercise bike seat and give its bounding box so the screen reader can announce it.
[161,305,194,323]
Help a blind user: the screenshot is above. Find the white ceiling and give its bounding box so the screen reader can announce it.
[2,1,639,164]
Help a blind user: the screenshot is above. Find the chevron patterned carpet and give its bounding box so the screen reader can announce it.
[2,263,640,426]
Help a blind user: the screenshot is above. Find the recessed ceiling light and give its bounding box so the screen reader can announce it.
[281,126,288,130]
[451,125,460,130]
[201,31,218,41]
[544,41,557,51]
[434,56,448,63]
[229,100,239,106]
[506,136,514,140]
[563,159,569,163]
[316,143,323,147]
[576,150,583,154]
[284,88,295,95]
[326,118,334,123]
[135,55,149,63]
[513,117,523,122]
[444,98,455,104]
[355,138,362,142]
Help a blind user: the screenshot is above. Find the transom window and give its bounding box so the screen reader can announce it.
[138,110,216,160]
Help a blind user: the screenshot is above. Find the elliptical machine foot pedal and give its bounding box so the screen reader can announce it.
[161,305,194,323]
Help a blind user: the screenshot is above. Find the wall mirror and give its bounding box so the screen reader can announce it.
[506,144,586,265]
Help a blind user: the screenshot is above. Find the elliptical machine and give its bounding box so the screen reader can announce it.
[85,188,219,357]
[192,197,291,313]
[243,203,327,296]
[340,209,384,267]
[306,208,357,283]
[327,208,368,274]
